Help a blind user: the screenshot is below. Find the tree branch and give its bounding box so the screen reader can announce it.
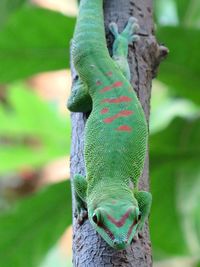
[70,0,168,266]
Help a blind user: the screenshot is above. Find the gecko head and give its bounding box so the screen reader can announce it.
[88,200,141,250]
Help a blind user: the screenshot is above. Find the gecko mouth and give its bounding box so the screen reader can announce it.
[97,221,115,240]
[97,219,138,243]
[127,220,138,240]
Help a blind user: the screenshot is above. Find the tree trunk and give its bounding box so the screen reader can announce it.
[70,0,168,266]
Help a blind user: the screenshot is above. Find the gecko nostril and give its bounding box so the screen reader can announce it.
[113,240,117,245]
[113,239,127,245]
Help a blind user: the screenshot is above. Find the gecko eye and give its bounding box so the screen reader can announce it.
[138,212,142,221]
[92,209,102,225]
[92,213,98,224]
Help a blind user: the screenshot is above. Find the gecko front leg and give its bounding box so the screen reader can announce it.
[109,17,140,81]
[67,76,92,113]
[134,190,152,232]
[72,174,88,224]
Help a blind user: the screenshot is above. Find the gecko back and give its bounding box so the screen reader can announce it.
[68,0,152,250]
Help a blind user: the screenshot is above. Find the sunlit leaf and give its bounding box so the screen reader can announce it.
[150,81,199,133]
[0,7,76,82]
[154,0,200,28]
[175,0,189,22]
[154,0,179,26]
[157,26,200,105]
[175,0,200,27]
[0,84,70,173]
[176,162,200,255]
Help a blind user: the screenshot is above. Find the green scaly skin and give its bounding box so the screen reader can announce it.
[68,0,152,250]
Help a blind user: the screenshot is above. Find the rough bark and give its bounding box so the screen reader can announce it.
[70,0,168,266]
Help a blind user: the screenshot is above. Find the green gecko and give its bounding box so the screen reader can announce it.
[67,0,152,250]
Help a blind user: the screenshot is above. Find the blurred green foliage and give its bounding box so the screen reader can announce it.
[152,0,200,263]
[0,0,26,28]
[150,116,200,257]
[157,27,200,105]
[0,0,200,267]
[0,181,72,267]
[0,7,75,82]
[0,83,70,173]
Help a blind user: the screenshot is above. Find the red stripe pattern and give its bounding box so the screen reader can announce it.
[102,96,132,104]
[103,110,133,124]
[106,71,113,76]
[101,108,109,114]
[127,220,138,239]
[116,125,132,132]
[96,80,102,86]
[107,209,132,228]
[100,81,123,93]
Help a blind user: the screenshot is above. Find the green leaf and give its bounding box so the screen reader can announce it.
[150,163,188,258]
[154,0,200,28]
[150,116,200,258]
[150,116,200,159]
[0,0,26,29]
[157,26,200,104]
[0,7,76,82]
[0,181,72,267]
[154,0,179,26]
[150,81,199,133]
[174,0,189,23]
[0,83,70,173]
[175,0,200,27]
[176,162,200,255]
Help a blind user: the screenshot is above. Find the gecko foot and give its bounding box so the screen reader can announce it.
[132,233,139,242]
[75,208,88,225]
[138,232,143,239]
[122,16,140,43]
[109,16,140,44]
[109,17,140,80]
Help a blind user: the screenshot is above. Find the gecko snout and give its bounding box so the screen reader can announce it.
[113,238,128,249]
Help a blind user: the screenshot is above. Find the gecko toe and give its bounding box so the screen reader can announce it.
[138,232,143,239]
[109,22,119,37]
[77,209,88,225]
[132,233,139,242]
[129,17,138,24]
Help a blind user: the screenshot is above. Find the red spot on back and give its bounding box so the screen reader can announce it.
[102,96,132,104]
[96,80,102,86]
[107,209,132,228]
[101,108,109,114]
[113,81,123,88]
[104,110,133,124]
[116,125,132,132]
[106,71,113,76]
[100,81,123,93]
[100,85,112,93]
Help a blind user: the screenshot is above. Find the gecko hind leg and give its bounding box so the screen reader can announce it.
[109,17,140,81]
[72,174,88,224]
[67,76,92,113]
[134,190,152,232]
